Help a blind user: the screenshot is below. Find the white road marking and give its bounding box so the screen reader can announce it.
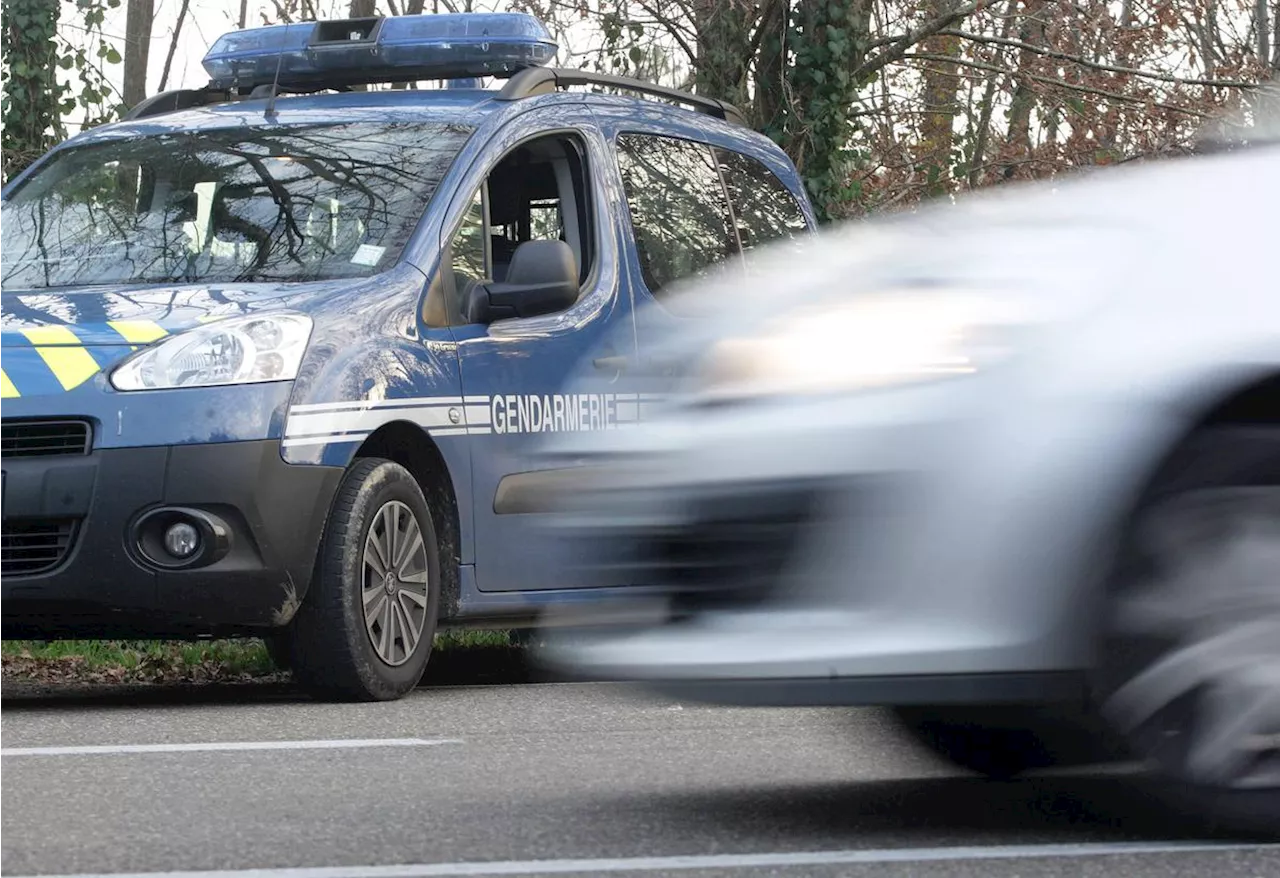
[4,841,1275,878]
[0,737,462,758]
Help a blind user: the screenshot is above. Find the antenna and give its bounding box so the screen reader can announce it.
[263,21,292,119]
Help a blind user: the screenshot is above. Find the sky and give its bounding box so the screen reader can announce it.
[64,0,245,104]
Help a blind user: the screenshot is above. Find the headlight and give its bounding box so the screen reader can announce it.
[696,288,1035,401]
[110,312,313,391]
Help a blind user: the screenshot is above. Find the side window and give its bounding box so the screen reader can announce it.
[439,133,594,325]
[615,133,736,300]
[451,187,488,285]
[425,187,486,327]
[715,148,809,263]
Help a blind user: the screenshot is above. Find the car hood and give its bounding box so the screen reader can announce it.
[1,280,337,342]
[682,143,1273,352]
[0,279,339,398]
[566,177,1141,404]
[540,146,1277,462]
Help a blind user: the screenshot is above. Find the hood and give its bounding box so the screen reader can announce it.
[542,150,1274,460]
[1,280,328,399]
[565,188,1141,406]
[583,144,1278,399]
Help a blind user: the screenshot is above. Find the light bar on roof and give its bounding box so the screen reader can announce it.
[202,13,558,91]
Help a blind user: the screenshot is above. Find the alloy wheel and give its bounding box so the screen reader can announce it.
[361,500,431,667]
[1099,485,1280,790]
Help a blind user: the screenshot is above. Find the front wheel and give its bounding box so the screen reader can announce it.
[1090,428,1280,837]
[288,458,441,701]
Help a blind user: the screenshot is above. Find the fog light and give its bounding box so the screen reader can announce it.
[163,522,201,559]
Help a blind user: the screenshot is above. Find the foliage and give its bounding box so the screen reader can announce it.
[2,0,124,181]
[0,630,516,687]
[67,0,126,126]
[766,1,875,222]
[2,0,64,179]
[521,0,1273,218]
[12,0,1275,208]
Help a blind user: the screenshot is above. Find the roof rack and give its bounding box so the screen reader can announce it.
[123,88,236,121]
[121,67,747,127]
[496,67,746,127]
[122,83,340,120]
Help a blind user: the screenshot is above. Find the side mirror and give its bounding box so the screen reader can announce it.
[466,239,579,324]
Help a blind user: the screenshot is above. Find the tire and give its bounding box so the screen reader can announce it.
[288,457,441,702]
[892,704,1113,779]
[1089,427,1280,838]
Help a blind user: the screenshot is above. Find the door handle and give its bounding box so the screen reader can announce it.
[593,355,628,372]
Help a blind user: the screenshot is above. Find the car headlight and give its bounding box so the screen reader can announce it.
[695,288,1036,401]
[110,312,313,391]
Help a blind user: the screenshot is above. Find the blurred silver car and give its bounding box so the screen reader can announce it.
[533,141,1280,835]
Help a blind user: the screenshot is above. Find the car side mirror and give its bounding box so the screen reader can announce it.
[465,239,579,324]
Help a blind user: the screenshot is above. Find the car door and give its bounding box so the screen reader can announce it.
[441,113,641,593]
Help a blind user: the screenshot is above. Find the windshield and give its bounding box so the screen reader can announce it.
[0,120,473,291]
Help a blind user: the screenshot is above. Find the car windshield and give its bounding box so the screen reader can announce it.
[0,120,474,290]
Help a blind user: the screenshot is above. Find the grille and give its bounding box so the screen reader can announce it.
[571,485,820,611]
[1,519,78,576]
[662,491,817,611]
[1,420,92,458]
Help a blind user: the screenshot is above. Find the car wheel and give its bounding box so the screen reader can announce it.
[289,458,441,702]
[1090,427,1280,837]
[892,704,1112,779]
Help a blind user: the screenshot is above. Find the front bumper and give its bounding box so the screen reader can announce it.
[537,381,1179,697]
[2,438,343,638]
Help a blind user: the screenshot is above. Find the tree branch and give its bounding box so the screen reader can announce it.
[852,0,985,81]
[968,0,1019,187]
[631,0,699,66]
[903,52,1217,117]
[158,0,191,92]
[937,29,1259,89]
[746,0,783,60]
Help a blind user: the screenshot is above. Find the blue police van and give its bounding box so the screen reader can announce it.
[0,12,816,700]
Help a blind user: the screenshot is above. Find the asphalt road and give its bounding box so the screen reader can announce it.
[2,676,1278,878]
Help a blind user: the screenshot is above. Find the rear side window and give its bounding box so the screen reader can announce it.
[715,147,809,261]
[614,133,734,299]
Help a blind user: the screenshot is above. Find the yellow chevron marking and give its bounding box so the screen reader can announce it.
[22,326,101,391]
[35,346,101,390]
[22,326,84,346]
[108,320,168,344]
[1,369,18,399]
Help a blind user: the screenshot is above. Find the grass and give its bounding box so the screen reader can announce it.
[0,628,516,685]
[1,639,277,674]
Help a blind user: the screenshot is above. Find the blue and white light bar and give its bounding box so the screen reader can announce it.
[202,13,558,91]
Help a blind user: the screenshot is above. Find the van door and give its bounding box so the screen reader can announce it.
[443,121,640,593]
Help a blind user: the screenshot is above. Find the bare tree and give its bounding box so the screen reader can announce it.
[158,0,193,92]
[916,0,963,193]
[123,0,156,108]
